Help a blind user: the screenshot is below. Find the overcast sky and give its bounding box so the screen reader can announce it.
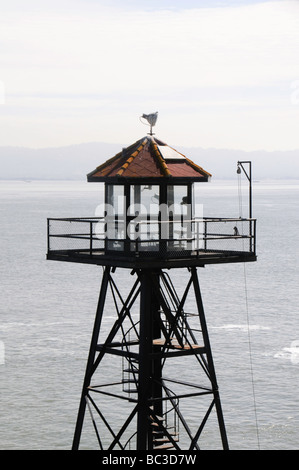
[0,0,298,151]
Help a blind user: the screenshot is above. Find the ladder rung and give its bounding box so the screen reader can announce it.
[153,443,174,450]
[150,420,166,427]
[153,338,204,350]
[153,437,179,443]
[150,414,163,421]
[152,430,177,436]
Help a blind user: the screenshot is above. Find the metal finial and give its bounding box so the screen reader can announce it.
[140,112,158,135]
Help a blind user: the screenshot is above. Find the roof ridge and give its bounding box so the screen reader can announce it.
[116,137,148,176]
[149,136,171,177]
[87,135,211,181]
[87,137,147,178]
[88,150,122,176]
[184,156,212,177]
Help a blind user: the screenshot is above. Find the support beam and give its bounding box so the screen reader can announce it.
[72,266,111,450]
[191,267,229,450]
[72,267,229,450]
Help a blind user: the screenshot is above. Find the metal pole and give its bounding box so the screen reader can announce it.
[89,221,93,255]
[248,162,253,252]
[237,161,252,220]
[151,271,163,448]
[249,161,252,220]
[191,267,229,450]
[136,270,151,450]
[237,161,253,251]
[47,218,50,254]
[72,266,111,450]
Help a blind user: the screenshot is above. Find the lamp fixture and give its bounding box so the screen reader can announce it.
[236,160,252,220]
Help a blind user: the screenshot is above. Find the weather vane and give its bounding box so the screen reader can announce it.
[140,112,158,135]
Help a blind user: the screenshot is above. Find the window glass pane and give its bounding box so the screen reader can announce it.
[129,185,159,216]
[167,185,192,249]
[167,185,188,215]
[106,185,125,215]
[106,185,125,248]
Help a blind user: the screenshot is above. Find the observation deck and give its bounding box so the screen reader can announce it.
[47,215,256,269]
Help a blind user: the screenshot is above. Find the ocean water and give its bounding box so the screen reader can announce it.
[0,178,298,450]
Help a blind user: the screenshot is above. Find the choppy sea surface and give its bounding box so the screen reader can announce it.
[0,178,298,450]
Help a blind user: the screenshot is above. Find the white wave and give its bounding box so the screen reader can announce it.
[213,324,270,332]
[274,342,299,364]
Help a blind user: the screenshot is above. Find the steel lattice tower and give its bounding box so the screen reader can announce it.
[47,116,256,450]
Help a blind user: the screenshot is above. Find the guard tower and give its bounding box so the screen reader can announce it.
[47,114,256,450]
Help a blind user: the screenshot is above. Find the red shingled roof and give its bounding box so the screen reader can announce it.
[87,136,211,181]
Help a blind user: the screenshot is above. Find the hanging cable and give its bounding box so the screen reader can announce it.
[238,169,243,219]
[237,169,261,450]
[242,261,261,449]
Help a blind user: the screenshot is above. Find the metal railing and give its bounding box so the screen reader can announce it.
[47,216,256,259]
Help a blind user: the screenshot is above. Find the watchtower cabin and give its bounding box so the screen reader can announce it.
[47,115,256,451]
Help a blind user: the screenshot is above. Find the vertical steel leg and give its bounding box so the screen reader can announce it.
[136,270,151,450]
[72,266,229,450]
[72,266,111,450]
[191,267,229,450]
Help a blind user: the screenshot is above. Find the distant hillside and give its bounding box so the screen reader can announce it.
[179,146,299,180]
[0,142,121,181]
[0,141,298,180]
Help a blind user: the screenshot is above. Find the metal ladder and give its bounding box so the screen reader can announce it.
[121,322,180,450]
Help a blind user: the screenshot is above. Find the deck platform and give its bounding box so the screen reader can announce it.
[47,216,256,268]
[47,248,256,268]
